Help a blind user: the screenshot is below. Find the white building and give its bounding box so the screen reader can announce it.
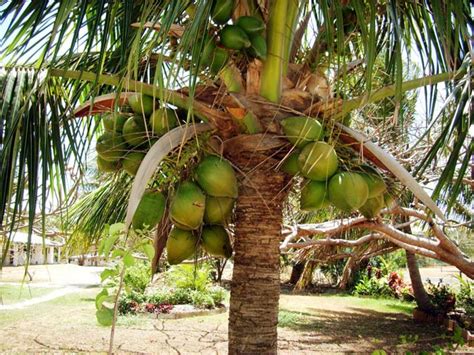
[2,232,64,266]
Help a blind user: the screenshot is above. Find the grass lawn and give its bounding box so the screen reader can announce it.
[0,288,467,353]
[0,284,56,305]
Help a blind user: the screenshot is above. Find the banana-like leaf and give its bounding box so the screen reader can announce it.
[125,122,212,230]
[336,122,446,222]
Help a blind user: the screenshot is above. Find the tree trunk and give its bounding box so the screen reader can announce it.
[339,256,358,290]
[294,260,317,291]
[406,250,435,313]
[227,146,290,355]
[289,261,305,284]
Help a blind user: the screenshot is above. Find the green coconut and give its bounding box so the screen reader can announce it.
[169,181,206,230]
[195,155,238,198]
[96,132,126,161]
[298,142,338,181]
[220,25,251,50]
[248,34,267,59]
[211,0,234,24]
[300,180,330,211]
[201,225,233,258]
[103,113,128,133]
[166,228,198,265]
[97,155,121,173]
[122,152,145,176]
[132,190,166,230]
[359,194,384,219]
[361,173,387,198]
[210,47,229,74]
[235,16,265,35]
[328,172,369,212]
[281,151,300,176]
[122,117,149,147]
[127,93,155,116]
[281,116,324,148]
[149,108,178,136]
[204,197,235,224]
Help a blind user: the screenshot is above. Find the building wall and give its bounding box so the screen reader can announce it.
[2,243,61,266]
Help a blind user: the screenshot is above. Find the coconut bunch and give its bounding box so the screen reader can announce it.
[199,0,267,75]
[95,93,179,176]
[280,116,392,218]
[130,155,237,264]
[166,155,237,264]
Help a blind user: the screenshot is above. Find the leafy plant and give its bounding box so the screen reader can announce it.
[95,223,155,326]
[353,275,392,298]
[166,264,212,292]
[426,279,456,315]
[123,261,151,293]
[456,276,474,316]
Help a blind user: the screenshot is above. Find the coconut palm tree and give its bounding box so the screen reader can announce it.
[1,0,471,353]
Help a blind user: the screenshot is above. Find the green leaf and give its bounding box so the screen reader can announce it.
[111,249,125,258]
[109,222,125,235]
[123,253,135,267]
[102,233,120,257]
[96,294,116,311]
[95,288,108,310]
[100,268,118,282]
[96,306,114,327]
[142,244,155,262]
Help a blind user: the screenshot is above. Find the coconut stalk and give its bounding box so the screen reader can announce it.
[282,0,301,77]
[259,0,290,103]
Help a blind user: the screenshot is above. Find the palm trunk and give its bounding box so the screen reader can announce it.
[227,146,289,355]
[406,250,435,313]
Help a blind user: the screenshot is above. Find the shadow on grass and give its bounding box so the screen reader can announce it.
[278,304,451,353]
[278,309,321,331]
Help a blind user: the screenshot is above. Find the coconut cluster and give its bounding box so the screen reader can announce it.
[95,93,178,176]
[200,0,266,75]
[280,116,390,218]
[131,155,237,265]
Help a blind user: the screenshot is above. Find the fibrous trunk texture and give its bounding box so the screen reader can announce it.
[227,146,290,355]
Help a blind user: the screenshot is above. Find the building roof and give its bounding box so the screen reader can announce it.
[9,232,63,247]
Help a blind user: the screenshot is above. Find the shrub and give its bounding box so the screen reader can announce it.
[168,287,193,304]
[166,264,211,292]
[118,291,146,315]
[123,261,151,293]
[190,290,216,308]
[353,275,392,298]
[456,276,474,316]
[208,286,226,305]
[426,279,456,314]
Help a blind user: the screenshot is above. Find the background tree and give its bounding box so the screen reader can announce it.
[0,1,472,353]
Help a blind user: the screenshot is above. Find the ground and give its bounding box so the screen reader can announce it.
[0,264,470,354]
